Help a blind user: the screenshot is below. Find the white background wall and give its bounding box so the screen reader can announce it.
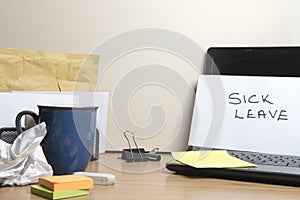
[1,0,299,151]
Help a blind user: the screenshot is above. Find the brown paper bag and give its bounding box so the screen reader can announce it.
[0,48,99,92]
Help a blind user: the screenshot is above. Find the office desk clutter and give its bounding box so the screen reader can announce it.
[171,150,256,169]
[0,48,113,200]
[0,123,53,186]
[0,92,108,187]
[166,74,300,186]
[74,171,116,185]
[31,185,89,200]
[31,174,93,199]
[120,131,161,162]
[0,48,99,92]
[0,91,109,153]
[0,127,21,144]
[15,105,98,175]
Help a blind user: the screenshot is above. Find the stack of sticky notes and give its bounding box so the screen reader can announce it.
[31,174,94,199]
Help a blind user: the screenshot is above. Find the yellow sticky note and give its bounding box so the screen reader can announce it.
[172,150,256,168]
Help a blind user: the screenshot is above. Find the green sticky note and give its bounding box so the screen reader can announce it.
[172,150,256,168]
[31,185,89,200]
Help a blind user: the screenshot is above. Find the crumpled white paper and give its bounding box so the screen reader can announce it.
[0,122,53,186]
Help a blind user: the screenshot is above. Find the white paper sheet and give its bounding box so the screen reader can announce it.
[189,75,300,156]
[0,122,53,186]
[0,92,108,153]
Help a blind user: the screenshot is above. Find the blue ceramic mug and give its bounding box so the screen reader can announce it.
[15,105,98,175]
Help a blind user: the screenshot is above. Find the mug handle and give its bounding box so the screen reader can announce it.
[15,111,39,134]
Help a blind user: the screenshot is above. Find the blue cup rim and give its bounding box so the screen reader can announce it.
[38,105,98,110]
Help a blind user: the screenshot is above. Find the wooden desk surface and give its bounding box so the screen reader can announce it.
[1,153,300,200]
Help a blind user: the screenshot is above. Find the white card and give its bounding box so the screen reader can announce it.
[189,75,299,155]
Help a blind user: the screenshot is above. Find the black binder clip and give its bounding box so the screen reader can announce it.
[145,147,161,161]
[120,131,161,162]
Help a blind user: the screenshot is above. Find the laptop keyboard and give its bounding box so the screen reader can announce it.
[228,150,300,168]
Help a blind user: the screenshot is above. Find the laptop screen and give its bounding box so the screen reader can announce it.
[204,47,300,77]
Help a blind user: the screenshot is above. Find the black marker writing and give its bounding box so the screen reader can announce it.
[261,94,274,105]
[248,95,259,104]
[229,93,241,105]
[247,109,256,119]
[258,110,266,118]
[233,109,288,121]
[235,109,244,119]
[229,93,274,105]
[229,92,288,121]
[278,110,288,121]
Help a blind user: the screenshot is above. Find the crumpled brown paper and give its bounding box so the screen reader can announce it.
[0,48,99,92]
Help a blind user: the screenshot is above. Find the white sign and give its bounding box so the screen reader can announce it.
[188,75,300,156]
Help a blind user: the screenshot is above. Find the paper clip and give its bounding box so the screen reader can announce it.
[121,131,148,162]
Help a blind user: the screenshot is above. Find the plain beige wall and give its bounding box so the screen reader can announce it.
[0,0,297,53]
[0,0,299,151]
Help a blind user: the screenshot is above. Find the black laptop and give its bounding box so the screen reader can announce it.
[166,47,300,186]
